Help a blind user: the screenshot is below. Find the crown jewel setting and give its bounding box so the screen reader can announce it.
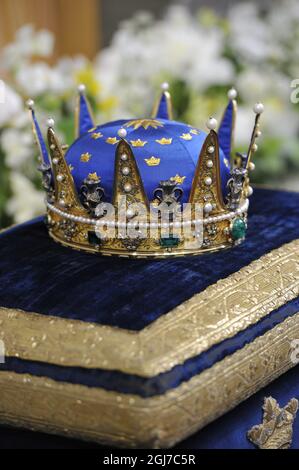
[28,82,263,258]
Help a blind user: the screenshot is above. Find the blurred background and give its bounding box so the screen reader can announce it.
[0,0,299,227]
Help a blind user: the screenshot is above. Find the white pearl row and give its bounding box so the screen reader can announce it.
[46,199,249,229]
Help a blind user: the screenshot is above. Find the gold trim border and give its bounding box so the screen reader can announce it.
[49,228,231,258]
[0,312,298,448]
[1,239,299,377]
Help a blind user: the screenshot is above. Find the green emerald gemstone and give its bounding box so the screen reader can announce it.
[231,218,247,240]
[160,236,180,248]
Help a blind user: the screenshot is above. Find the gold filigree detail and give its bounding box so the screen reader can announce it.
[180,133,192,141]
[247,397,298,449]
[124,119,163,130]
[49,222,232,257]
[106,137,120,145]
[130,139,147,147]
[91,132,103,140]
[113,139,149,211]
[243,112,261,198]
[80,152,91,162]
[0,313,299,448]
[171,174,186,185]
[247,113,261,170]
[156,138,172,145]
[145,156,160,166]
[2,240,299,376]
[47,128,88,219]
[189,130,226,218]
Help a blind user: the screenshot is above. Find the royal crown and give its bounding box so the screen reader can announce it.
[27,82,263,258]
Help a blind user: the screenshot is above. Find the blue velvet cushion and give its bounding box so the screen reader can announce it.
[1,187,299,448]
[0,188,298,331]
[0,187,299,398]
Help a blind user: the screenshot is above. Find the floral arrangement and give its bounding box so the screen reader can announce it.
[0,1,299,227]
[0,26,115,226]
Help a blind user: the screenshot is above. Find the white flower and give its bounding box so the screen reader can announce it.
[235,68,297,140]
[228,3,278,63]
[2,25,54,69]
[56,55,89,75]
[0,83,23,127]
[15,61,72,97]
[6,172,44,223]
[15,25,54,57]
[268,0,299,44]
[95,5,233,116]
[15,62,52,96]
[10,110,31,129]
[1,129,33,168]
[236,68,290,103]
[34,29,54,57]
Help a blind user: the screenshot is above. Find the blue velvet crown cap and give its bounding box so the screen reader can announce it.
[30,86,235,204]
[67,118,231,203]
[67,84,234,203]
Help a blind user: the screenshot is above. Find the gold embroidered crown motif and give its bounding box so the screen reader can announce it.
[145,157,160,167]
[27,82,264,258]
[247,397,298,449]
[130,139,147,147]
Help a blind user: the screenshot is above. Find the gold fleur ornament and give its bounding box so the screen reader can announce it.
[144,156,160,166]
[156,137,172,145]
[130,139,148,148]
[247,397,298,449]
[80,152,91,162]
[190,129,199,135]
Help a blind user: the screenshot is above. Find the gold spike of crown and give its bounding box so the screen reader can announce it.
[28,85,264,258]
